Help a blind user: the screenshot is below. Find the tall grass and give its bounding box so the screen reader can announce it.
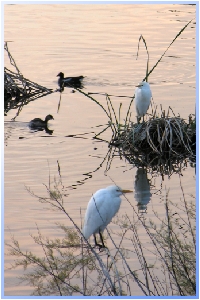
[6,177,195,296]
[74,19,194,139]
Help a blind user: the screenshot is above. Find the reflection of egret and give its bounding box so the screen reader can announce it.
[82,185,132,248]
[134,168,152,213]
[134,81,152,122]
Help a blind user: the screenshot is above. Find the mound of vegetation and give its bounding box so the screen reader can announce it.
[110,111,195,168]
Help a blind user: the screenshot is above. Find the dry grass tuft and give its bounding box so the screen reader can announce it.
[4,42,53,118]
[109,111,195,173]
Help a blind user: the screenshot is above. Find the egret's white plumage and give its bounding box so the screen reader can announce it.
[134,81,152,122]
[82,185,132,248]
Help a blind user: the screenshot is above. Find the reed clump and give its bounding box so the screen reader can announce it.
[75,86,196,174]
[4,42,53,117]
[80,19,196,170]
[109,109,195,168]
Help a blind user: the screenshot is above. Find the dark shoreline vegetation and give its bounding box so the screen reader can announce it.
[5,19,196,296]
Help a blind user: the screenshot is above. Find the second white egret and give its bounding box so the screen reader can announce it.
[82,185,132,248]
[134,81,152,122]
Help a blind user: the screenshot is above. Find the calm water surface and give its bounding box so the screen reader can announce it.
[4,4,196,296]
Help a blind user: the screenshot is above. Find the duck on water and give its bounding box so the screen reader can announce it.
[57,72,84,89]
[29,115,54,134]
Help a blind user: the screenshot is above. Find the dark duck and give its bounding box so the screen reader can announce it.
[29,114,54,134]
[57,72,84,89]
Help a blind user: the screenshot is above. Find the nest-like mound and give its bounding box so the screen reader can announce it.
[110,114,195,174]
[4,42,53,117]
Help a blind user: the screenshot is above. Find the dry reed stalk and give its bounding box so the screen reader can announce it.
[4,42,53,117]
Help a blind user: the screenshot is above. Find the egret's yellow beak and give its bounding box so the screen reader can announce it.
[122,189,133,194]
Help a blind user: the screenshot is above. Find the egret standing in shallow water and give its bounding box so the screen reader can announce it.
[82,185,132,248]
[134,81,152,123]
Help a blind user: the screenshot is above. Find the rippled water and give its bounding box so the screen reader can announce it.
[4,4,196,296]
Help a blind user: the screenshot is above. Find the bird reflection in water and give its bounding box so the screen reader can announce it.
[134,168,152,213]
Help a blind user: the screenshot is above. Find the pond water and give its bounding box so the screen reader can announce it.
[4,3,196,296]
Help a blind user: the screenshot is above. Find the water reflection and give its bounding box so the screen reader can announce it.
[134,168,152,213]
[29,126,54,135]
[56,80,84,112]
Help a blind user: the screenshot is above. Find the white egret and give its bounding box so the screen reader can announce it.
[134,81,152,122]
[82,185,132,248]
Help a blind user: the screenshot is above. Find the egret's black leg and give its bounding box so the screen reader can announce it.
[99,232,106,248]
[93,234,104,249]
